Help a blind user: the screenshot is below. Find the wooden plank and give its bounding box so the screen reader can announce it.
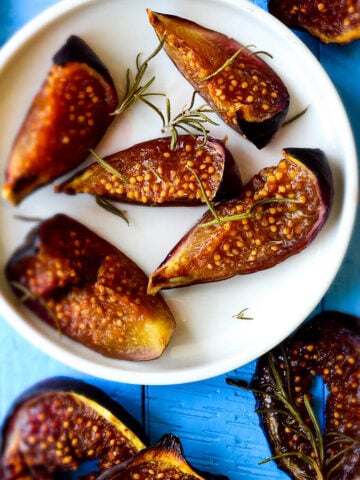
[146,363,288,479]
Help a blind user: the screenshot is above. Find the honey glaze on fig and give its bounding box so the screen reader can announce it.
[0,377,146,480]
[249,312,360,480]
[96,433,225,480]
[1,35,118,205]
[5,214,175,361]
[268,0,360,44]
[55,135,242,205]
[147,148,333,294]
[147,10,289,149]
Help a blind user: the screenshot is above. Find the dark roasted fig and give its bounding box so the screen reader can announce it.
[5,214,176,360]
[147,10,289,149]
[0,377,147,479]
[1,35,118,205]
[249,311,360,480]
[268,0,360,44]
[147,148,333,294]
[96,433,226,480]
[55,135,242,205]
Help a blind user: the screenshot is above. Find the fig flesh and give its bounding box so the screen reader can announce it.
[55,135,242,205]
[268,0,360,44]
[5,214,176,360]
[249,311,360,480]
[1,35,118,205]
[148,148,333,294]
[96,433,224,480]
[147,10,289,149]
[0,377,146,480]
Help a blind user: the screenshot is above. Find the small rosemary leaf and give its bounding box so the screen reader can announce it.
[254,50,274,59]
[168,276,193,284]
[283,105,310,127]
[225,377,250,389]
[90,149,129,184]
[14,215,43,222]
[95,196,129,225]
[201,45,255,81]
[232,307,253,320]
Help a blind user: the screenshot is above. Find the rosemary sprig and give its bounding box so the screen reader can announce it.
[111,35,166,116]
[201,44,273,81]
[227,350,359,480]
[200,197,302,228]
[185,164,220,220]
[145,90,220,150]
[90,149,129,184]
[95,196,129,225]
[10,281,61,336]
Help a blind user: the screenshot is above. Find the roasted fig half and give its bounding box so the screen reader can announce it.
[1,35,118,205]
[148,148,333,294]
[55,135,242,205]
[5,214,176,360]
[268,0,360,44]
[248,311,360,480]
[96,433,226,480]
[0,377,146,479]
[147,10,289,149]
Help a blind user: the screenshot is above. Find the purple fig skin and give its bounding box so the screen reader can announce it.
[55,135,243,206]
[1,35,118,205]
[147,148,333,294]
[0,377,147,480]
[147,10,290,149]
[249,311,360,480]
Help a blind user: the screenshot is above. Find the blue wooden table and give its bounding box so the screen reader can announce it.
[0,1,359,479]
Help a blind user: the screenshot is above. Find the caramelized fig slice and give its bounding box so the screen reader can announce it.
[96,433,225,480]
[268,0,360,44]
[147,10,289,149]
[1,35,118,205]
[5,214,176,360]
[148,148,333,294]
[55,135,242,205]
[0,377,147,480]
[250,312,360,480]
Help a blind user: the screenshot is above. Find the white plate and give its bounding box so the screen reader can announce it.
[0,0,357,385]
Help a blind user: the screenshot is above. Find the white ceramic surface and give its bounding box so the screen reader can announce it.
[0,0,357,384]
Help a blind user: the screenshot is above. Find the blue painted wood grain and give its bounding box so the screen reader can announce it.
[0,1,359,479]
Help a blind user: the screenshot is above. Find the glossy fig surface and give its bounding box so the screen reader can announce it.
[147,10,289,149]
[0,377,146,479]
[250,312,360,480]
[56,135,242,205]
[97,433,222,480]
[5,214,176,360]
[268,0,360,44]
[1,35,118,205]
[148,148,333,294]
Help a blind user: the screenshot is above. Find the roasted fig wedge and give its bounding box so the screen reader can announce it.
[0,377,146,480]
[248,312,360,480]
[96,433,226,480]
[147,148,333,294]
[268,0,360,44]
[1,35,118,205]
[55,135,242,205]
[5,214,175,360]
[147,10,289,149]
